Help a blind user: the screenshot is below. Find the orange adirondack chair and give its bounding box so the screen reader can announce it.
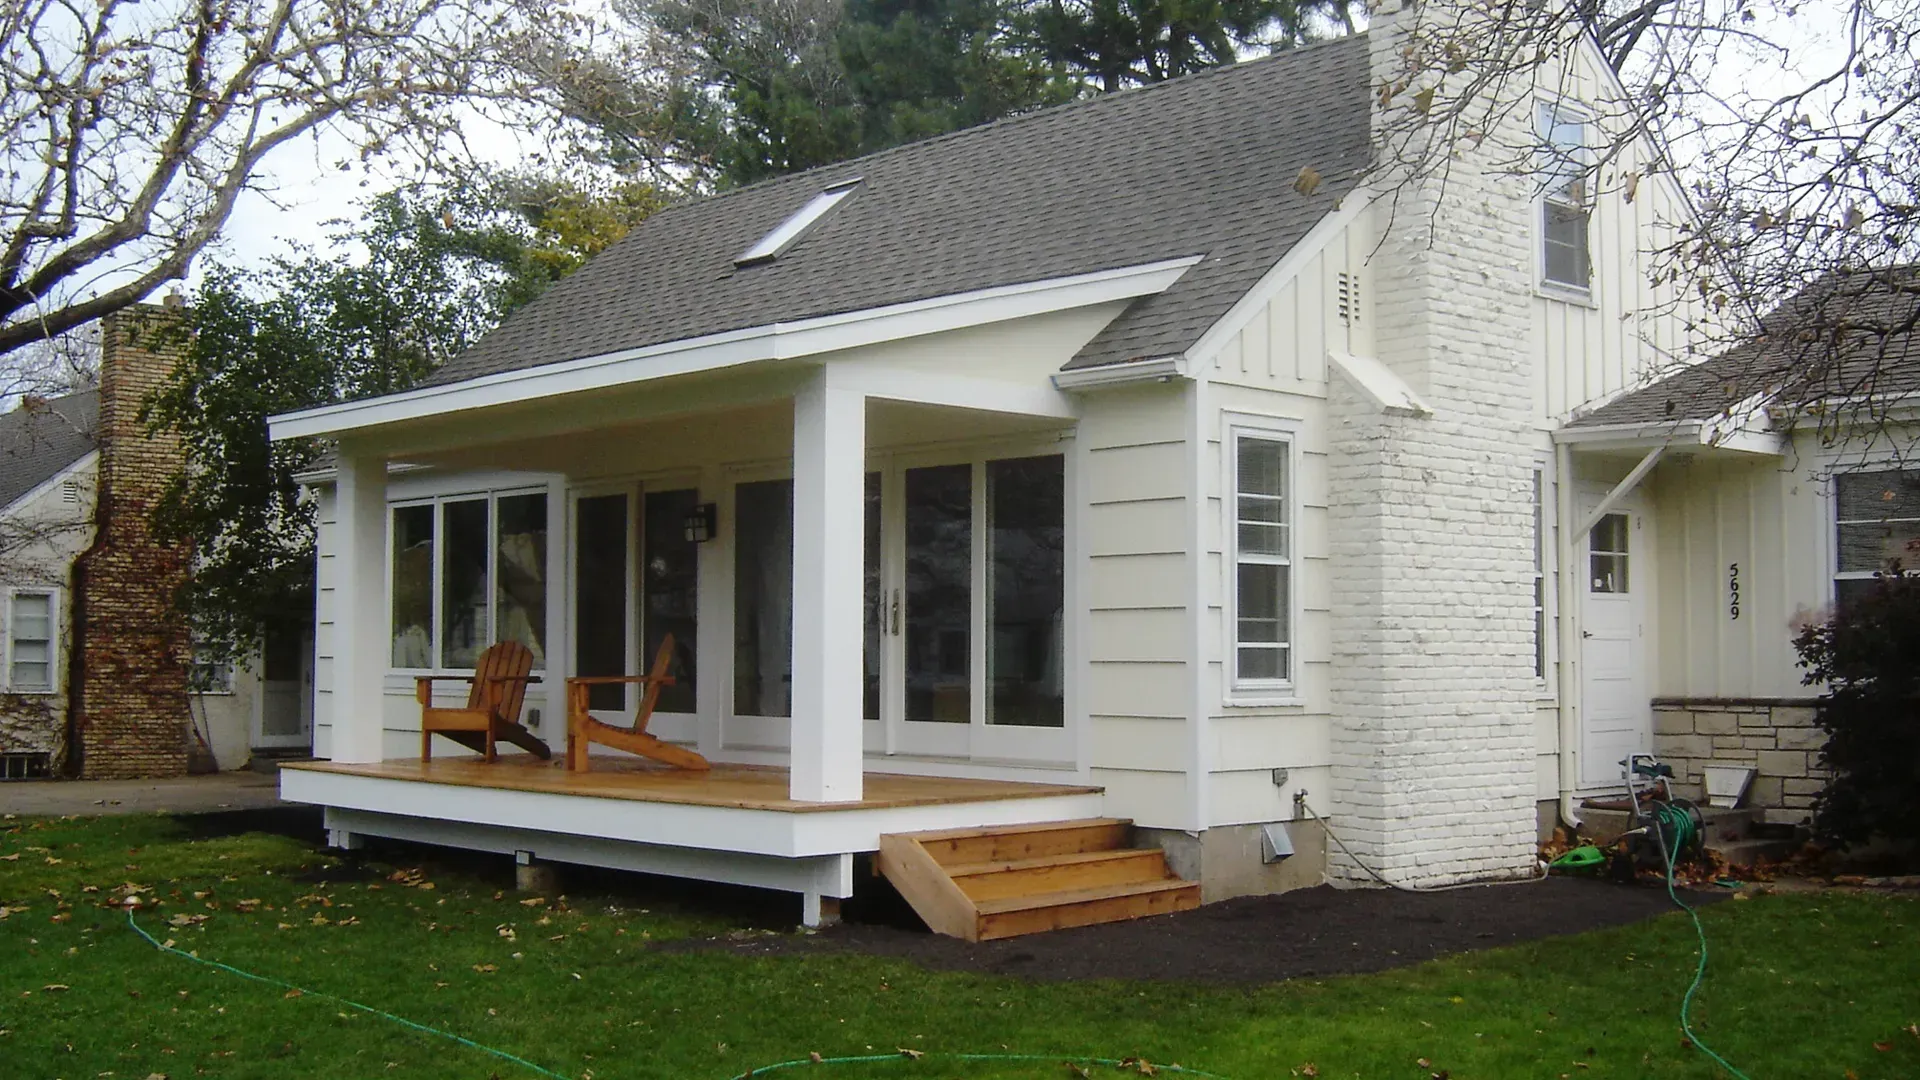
[418,640,553,763]
[566,633,710,772]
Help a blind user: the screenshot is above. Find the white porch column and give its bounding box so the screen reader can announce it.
[788,368,865,802]
[330,450,389,764]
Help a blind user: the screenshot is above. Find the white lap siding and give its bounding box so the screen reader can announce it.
[1078,384,1196,828]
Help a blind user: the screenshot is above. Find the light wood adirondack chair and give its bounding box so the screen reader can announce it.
[418,640,553,763]
[565,633,710,772]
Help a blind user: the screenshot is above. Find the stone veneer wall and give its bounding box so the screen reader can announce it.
[72,305,192,779]
[1652,698,1828,813]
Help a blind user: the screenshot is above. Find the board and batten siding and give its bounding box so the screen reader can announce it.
[1527,41,1715,424]
[1648,446,1830,702]
[1077,382,1195,828]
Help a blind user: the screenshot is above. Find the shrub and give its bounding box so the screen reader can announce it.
[1793,567,1920,849]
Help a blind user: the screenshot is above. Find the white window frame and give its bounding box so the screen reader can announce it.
[385,485,551,675]
[5,586,59,695]
[1224,416,1299,702]
[1535,98,1596,304]
[1831,466,1920,603]
[188,637,235,695]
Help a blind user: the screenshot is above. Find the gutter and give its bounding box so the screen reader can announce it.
[1050,356,1188,390]
[1554,443,1580,830]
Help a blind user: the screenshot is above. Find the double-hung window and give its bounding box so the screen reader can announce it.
[7,589,56,693]
[390,489,550,671]
[1231,429,1294,690]
[1538,101,1593,294]
[1834,469,1920,607]
[189,638,234,694]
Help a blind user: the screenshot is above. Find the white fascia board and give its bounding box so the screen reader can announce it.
[1553,418,1788,457]
[0,449,97,517]
[1181,187,1374,369]
[1050,355,1188,390]
[268,256,1203,442]
[1328,350,1432,417]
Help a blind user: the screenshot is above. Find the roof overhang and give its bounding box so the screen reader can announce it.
[268,255,1202,443]
[1553,415,1788,457]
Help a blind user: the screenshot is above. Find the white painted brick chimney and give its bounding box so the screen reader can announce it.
[1323,0,1542,885]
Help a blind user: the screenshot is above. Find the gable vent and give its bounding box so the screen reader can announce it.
[1336,272,1361,326]
[735,178,862,267]
[60,480,80,504]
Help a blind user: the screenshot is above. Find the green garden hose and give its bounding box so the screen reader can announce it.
[1651,810,1752,1080]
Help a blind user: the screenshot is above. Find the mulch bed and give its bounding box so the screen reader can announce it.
[662,878,1724,985]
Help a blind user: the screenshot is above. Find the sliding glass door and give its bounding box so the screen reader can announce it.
[863,449,1069,764]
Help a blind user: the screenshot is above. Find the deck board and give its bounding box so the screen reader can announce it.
[285,757,1099,813]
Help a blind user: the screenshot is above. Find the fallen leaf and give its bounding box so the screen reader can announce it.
[898,1049,923,1060]
[472,964,497,974]
[809,1052,824,1063]
[1875,1042,1893,1052]
[284,990,303,999]
[1294,166,1323,197]
[42,984,69,992]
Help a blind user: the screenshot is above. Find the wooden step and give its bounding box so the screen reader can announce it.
[947,848,1171,902]
[877,818,1199,941]
[910,817,1132,866]
[975,879,1201,940]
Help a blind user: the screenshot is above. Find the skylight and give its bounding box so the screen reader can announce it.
[734,178,862,267]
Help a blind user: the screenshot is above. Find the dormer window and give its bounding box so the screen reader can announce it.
[734,178,861,267]
[1537,102,1592,294]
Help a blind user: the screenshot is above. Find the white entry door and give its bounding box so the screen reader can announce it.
[254,628,313,750]
[1579,507,1650,789]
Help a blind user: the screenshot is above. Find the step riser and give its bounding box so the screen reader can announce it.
[923,823,1131,866]
[953,851,1169,902]
[977,884,1200,940]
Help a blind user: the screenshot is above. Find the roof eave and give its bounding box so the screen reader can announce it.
[268,256,1202,443]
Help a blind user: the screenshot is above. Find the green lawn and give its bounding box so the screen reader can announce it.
[2,812,1916,1080]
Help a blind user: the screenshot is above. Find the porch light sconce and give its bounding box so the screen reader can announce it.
[683,502,718,544]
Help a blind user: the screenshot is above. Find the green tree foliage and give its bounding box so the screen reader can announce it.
[141,183,657,663]
[1792,568,1920,851]
[613,0,1334,187]
[1021,0,1331,92]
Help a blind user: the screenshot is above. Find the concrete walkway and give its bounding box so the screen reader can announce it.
[0,771,282,817]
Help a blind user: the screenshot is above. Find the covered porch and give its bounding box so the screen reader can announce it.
[266,287,1155,919]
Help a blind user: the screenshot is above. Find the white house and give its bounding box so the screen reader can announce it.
[268,5,1831,929]
[0,309,311,780]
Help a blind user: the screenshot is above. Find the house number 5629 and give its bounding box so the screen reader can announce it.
[1728,562,1741,620]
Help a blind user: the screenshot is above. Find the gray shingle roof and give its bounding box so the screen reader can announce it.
[1570,267,1920,428]
[0,388,97,510]
[425,34,1372,389]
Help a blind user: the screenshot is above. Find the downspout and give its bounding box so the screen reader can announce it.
[1553,443,1581,829]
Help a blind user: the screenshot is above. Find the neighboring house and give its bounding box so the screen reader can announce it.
[0,307,312,780]
[1562,266,1920,816]
[269,2,1759,922]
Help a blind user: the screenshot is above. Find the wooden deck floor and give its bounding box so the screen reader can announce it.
[285,757,1100,813]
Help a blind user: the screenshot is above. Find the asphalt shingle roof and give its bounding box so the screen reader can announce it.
[0,388,97,510]
[1570,267,1920,428]
[425,34,1373,389]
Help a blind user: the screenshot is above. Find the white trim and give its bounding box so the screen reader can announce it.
[283,767,1104,858]
[839,367,1077,419]
[1533,97,1597,301]
[269,257,1202,441]
[4,586,60,695]
[1327,351,1432,417]
[1186,378,1211,833]
[1552,418,1787,456]
[1221,414,1301,704]
[0,449,97,517]
[1183,189,1375,367]
[1051,356,1187,391]
[735,178,861,266]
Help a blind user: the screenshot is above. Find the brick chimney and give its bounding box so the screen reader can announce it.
[70,305,192,779]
